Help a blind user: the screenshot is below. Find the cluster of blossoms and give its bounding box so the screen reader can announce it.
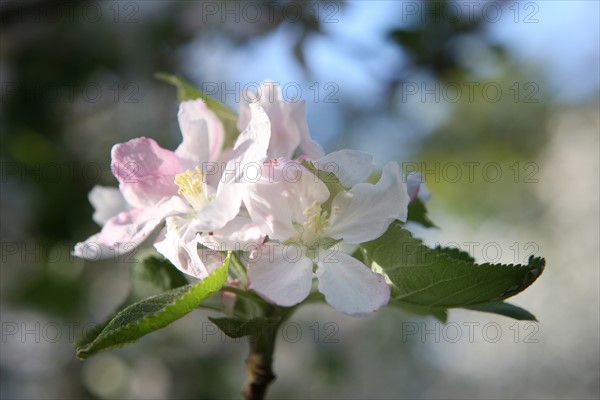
[74,82,428,316]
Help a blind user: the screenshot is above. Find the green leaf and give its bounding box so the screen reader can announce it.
[390,303,449,323]
[466,301,537,321]
[362,222,545,310]
[407,198,437,228]
[208,317,280,339]
[155,73,239,148]
[76,258,229,359]
[77,258,188,349]
[134,256,188,292]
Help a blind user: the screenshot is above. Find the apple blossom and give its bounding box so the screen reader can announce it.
[74,100,269,279]
[242,152,410,316]
[72,78,546,400]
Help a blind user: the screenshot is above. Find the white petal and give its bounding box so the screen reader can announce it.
[198,215,264,250]
[236,81,324,159]
[242,179,297,240]
[154,217,211,279]
[176,99,224,167]
[280,161,330,223]
[247,245,313,307]
[88,185,130,226]
[316,252,390,316]
[225,103,270,183]
[336,241,358,255]
[242,161,329,241]
[72,232,138,260]
[315,150,374,187]
[194,104,271,233]
[187,181,242,234]
[237,82,297,158]
[418,183,431,202]
[298,131,325,160]
[74,195,189,262]
[328,162,409,243]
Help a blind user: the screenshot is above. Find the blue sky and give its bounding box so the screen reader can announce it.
[183,1,599,153]
[187,0,599,102]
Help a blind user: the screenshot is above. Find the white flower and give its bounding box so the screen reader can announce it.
[74,100,269,279]
[242,151,410,316]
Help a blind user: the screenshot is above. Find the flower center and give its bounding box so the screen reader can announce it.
[303,200,331,236]
[174,166,209,211]
[286,201,332,250]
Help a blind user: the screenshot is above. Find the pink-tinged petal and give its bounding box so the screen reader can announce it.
[96,209,161,247]
[73,196,188,261]
[154,216,211,280]
[242,179,297,240]
[316,252,390,316]
[328,162,409,244]
[88,185,130,226]
[221,279,242,317]
[314,150,374,187]
[247,244,313,307]
[237,82,296,158]
[203,108,268,229]
[224,103,271,184]
[73,209,161,260]
[176,99,224,167]
[406,171,421,201]
[111,137,183,208]
[406,172,431,202]
[237,81,324,159]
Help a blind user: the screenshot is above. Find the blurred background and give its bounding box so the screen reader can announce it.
[1,0,598,399]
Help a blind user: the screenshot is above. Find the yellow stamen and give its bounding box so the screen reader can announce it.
[303,201,331,236]
[174,166,208,210]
